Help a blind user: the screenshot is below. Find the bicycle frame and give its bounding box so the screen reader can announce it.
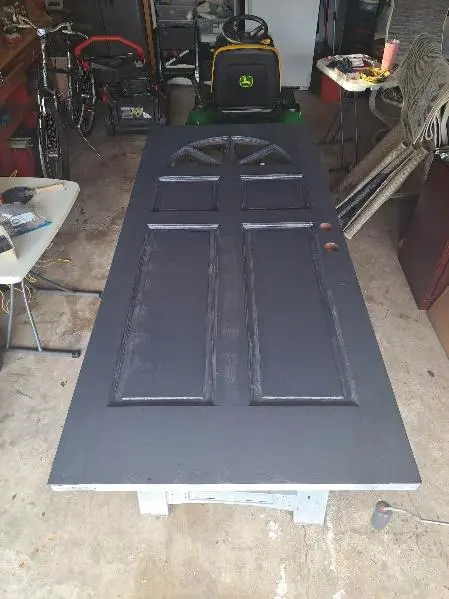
[34,27,59,120]
[37,29,51,90]
[61,24,76,122]
[37,26,93,129]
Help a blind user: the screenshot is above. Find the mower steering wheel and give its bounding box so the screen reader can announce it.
[221,14,269,45]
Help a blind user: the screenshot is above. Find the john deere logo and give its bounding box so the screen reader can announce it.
[239,74,254,88]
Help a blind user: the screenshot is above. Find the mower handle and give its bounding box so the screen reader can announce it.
[74,36,145,63]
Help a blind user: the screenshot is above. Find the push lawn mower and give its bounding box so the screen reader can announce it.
[186,14,302,125]
[75,36,168,135]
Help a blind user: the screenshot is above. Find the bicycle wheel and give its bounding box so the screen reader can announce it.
[71,69,96,136]
[38,98,70,180]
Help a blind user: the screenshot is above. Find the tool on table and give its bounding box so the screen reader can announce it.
[327,57,353,73]
[0,182,65,205]
[360,67,390,84]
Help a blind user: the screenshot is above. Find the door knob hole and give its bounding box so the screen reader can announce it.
[319,222,332,231]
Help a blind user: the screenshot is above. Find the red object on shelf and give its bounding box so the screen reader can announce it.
[320,74,340,103]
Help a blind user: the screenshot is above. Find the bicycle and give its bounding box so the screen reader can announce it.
[16,17,96,179]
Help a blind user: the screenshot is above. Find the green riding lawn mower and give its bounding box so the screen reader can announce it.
[183,14,303,126]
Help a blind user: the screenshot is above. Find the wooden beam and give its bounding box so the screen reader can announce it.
[141,0,157,72]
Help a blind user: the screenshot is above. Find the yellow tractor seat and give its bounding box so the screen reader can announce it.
[211,44,281,112]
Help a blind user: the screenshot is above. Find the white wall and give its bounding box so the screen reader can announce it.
[248,0,321,87]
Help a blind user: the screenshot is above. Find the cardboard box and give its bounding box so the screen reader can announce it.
[428,286,449,358]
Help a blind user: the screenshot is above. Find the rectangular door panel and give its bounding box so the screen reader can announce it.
[241,175,309,210]
[112,226,218,406]
[154,177,220,211]
[244,224,353,405]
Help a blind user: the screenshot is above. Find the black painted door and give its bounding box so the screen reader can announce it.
[50,124,419,487]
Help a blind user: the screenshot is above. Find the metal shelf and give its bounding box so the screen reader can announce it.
[153,0,237,44]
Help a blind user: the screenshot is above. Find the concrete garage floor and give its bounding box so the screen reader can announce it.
[1,91,449,599]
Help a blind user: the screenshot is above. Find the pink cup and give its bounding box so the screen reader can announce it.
[382,39,400,71]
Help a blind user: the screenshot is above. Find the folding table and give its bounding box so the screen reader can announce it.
[0,177,101,360]
[317,56,386,169]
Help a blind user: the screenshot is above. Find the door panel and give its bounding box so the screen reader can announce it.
[241,175,309,210]
[50,124,420,488]
[244,225,350,405]
[112,226,217,406]
[155,177,220,211]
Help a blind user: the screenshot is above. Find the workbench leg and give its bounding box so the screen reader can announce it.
[293,491,329,525]
[137,491,170,517]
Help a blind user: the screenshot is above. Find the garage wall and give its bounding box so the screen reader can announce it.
[248,0,321,87]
